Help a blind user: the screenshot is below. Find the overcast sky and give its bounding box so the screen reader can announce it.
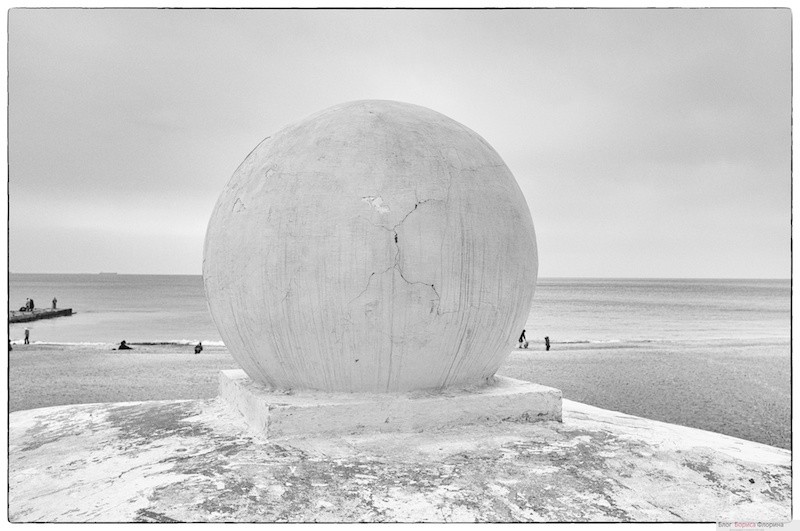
[8,8,791,277]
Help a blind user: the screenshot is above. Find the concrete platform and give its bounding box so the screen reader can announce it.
[219,369,562,438]
[9,395,790,522]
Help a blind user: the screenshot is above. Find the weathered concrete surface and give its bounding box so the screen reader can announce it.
[9,398,789,522]
[219,369,562,437]
[203,100,538,393]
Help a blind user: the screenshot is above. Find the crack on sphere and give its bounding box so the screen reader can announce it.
[349,199,443,311]
[390,201,441,310]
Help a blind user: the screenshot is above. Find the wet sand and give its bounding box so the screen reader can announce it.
[8,339,790,449]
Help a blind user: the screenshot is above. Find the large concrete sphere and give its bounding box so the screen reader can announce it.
[203,100,538,393]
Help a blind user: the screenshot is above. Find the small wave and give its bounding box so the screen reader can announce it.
[9,339,226,347]
[552,339,621,344]
[11,340,112,347]
[130,340,225,347]
[544,336,786,346]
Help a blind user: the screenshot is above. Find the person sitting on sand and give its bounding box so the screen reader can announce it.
[194,342,203,355]
[117,340,132,350]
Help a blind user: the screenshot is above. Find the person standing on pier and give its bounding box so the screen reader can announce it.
[52,297,57,309]
[24,328,30,345]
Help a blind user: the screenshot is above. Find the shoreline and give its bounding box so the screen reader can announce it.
[9,337,791,354]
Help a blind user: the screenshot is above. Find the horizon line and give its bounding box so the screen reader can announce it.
[7,272,792,281]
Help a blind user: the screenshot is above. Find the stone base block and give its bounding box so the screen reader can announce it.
[218,369,562,438]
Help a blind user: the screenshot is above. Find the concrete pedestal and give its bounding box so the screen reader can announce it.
[219,369,562,438]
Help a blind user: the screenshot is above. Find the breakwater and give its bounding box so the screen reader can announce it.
[9,308,73,323]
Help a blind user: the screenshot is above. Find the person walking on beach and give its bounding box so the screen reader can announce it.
[518,329,528,349]
[52,297,57,309]
[24,328,30,345]
[544,336,551,351]
[194,342,203,355]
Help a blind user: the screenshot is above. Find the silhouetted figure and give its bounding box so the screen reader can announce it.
[194,342,203,354]
[29,298,35,311]
[117,340,132,350]
[24,328,30,345]
[545,336,550,351]
[24,298,30,312]
[518,329,529,349]
[52,297,57,309]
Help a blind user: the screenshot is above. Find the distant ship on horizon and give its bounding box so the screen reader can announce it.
[98,272,118,275]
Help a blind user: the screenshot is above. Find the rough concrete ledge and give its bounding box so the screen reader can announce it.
[9,397,790,522]
[219,369,562,438]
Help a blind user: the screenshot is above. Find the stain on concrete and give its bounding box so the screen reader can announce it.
[9,398,792,523]
[20,408,94,452]
[106,401,212,444]
[135,509,181,523]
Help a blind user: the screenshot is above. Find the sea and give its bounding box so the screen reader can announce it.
[7,274,790,347]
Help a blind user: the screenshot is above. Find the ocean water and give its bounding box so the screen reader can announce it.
[525,277,790,345]
[8,275,790,346]
[9,274,222,345]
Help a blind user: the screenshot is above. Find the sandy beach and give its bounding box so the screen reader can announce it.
[8,343,239,413]
[9,339,790,449]
[503,340,790,449]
